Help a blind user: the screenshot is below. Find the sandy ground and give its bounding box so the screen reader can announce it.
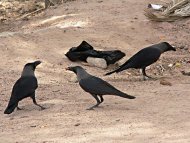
[0,0,190,142]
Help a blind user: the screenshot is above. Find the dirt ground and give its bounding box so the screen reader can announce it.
[0,0,190,143]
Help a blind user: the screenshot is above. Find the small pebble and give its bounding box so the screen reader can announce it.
[160,79,172,86]
[74,123,80,126]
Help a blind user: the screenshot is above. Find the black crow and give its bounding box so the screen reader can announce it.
[105,42,176,80]
[4,61,45,114]
[66,66,135,110]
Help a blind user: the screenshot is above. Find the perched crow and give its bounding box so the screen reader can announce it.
[105,42,176,80]
[4,61,45,114]
[66,66,135,110]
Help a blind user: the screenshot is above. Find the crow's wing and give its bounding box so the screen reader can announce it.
[11,76,38,101]
[79,76,119,95]
[120,47,161,69]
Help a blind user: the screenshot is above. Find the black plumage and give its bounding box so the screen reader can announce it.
[4,61,45,114]
[66,66,135,110]
[105,42,176,80]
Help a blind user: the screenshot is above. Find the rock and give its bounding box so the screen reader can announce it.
[116,119,120,122]
[74,123,80,126]
[168,64,173,68]
[146,66,151,70]
[181,71,190,76]
[175,62,181,67]
[160,79,172,86]
[86,57,107,69]
[183,46,188,50]
[68,74,78,83]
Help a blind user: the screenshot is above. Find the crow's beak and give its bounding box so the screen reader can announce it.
[34,60,42,66]
[171,45,176,51]
[172,47,176,51]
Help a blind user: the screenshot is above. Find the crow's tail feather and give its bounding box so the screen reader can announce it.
[4,102,18,114]
[105,68,122,76]
[105,64,129,76]
[117,92,136,99]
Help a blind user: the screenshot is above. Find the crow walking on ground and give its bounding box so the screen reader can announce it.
[105,42,176,80]
[4,61,45,114]
[66,66,135,110]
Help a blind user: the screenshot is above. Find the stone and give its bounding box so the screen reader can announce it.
[160,79,172,86]
[86,57,107,69]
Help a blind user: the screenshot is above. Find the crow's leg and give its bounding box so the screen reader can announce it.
[142,68,155,80]
[99,95,104,103]
[86,94,101,110]
[30,92,45,110]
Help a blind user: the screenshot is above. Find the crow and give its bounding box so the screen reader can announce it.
[4,61,45,114]
[66,66,135,110]
[105,42,176,80]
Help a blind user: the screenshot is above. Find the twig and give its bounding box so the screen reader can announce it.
[16,8,45,20]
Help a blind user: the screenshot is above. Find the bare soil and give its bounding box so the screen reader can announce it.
[0,0,190,143]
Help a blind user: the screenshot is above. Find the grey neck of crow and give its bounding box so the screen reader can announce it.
[156,43,170,53]
[76,68,91,81]
[21,66,35,77]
